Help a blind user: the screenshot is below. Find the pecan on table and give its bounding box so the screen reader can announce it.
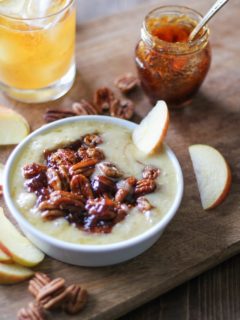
[17,302,45,320]
[98,161,123,179]
[91,175,116,196]
[70,174,94,199]
[72,100,98,115]
[64,284,88,315]
[134,179,156,197]
[46,148,77,169]
[44,109,76,123]
[114,73,139,93]
[22,163,47,179]
[77,146,105,162]
[136,197,153,212]
[94,87,119,113]
[46,168,62,191]
[110,99,134,120]
[142,165,160,180]
[83,133,103,147]
[69,158,98,177]
[28,273,51,298]
[36,278,68,310]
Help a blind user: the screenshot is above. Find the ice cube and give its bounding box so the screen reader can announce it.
[0,0,26,17]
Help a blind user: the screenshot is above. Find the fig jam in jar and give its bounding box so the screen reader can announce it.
[135,6,211,108]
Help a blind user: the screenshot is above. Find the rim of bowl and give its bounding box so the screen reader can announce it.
[4,115,184,253]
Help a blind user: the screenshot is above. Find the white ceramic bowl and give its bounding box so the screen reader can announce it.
[4,116,183,267]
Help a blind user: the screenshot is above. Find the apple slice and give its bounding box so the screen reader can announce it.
[189,144,232,210]
[0,105,30,145]
[0,163,4,195]
[132,100,169,154]
[0,248,12,263]
[0,262,33,284]
[0,208,44,267]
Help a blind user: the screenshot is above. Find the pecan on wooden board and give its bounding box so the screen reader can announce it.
[17,302,45,320]
[44,109,76,123]
[110,99,134,120]
[114,73,139,93]
[94,87,119,113]
[28,273,51,298]
[72,100,98,115]
[64,284,88,315]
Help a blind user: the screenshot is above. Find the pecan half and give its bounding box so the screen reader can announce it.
[77,147,105,162]
[136,197,153,212]
[135,179,156,197]
[98,161,123,179]
[49,191,85,210]
[24,172,48,193]
[72,100,98,115]
[142,165,160,180]
[115,176,137,202]
[58,165,71,190]
[110,99,134,120]
[85,197,117,221]
[114,73,139,93]
[44,109,76,123]
[64,285,88,315]
[70,174,93,199]
[91,175,116,195]
[46,148,77,169]
[22,163,47,179]
[94,87,119,113]
[46,168,62,191]
[83,134,103,147]
[28,273,51,298]
[69,158,98,177]
[17,302,45,320]
[37,278,68,310]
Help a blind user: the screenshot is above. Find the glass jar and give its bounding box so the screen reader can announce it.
[135,6,211,108]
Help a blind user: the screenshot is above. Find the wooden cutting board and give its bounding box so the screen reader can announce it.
[1,0,240,319]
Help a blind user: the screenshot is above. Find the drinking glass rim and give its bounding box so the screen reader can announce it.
[0,0,75,21]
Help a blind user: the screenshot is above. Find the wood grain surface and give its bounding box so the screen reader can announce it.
[1,0,240,319]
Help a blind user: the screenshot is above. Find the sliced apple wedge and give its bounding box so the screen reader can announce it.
[0,248,12,263]
[0,105,30,145]
[132,100,169,154]
[0,262,33,284]
[0,208,44,267]
[189,144,232,210]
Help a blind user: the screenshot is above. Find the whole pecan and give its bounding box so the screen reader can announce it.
[44,109,76,123]
[72,100,98,115]
[46,148,77,169]
[83,134,103,147]
[70,174,93,199]
[77,147,105,162]
[17,302,45,320]
[64,284,88,315]
[98,161,123,179]
[28,273,51,298]
[46,168,62,191]
[94,87,119,113]
[49,191,85,210]
[36,278,69,310]
[41,209,65,221]
[69,158,98,177]
[22,163,47,179]
[110,99,134,120]
[114,73,139,93]
[142,165,160,180]
[134,179,156,197]
[85,197,117,221]
[91,175,116,195]
[136,197,153,212]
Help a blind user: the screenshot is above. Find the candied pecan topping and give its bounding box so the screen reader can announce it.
[58,165,71,190]
[69,158,98,177]
[17,302,45,320]
[46,168,62,191]
[29,273,51,298]
[83,133,103,147]
[46,149,77,169]
[85,197,117,221]
[142,165,160,180]
[64,285,88,315]
[41,209,65,221]
[115,176,137,202]
[49,191,85,210]
[114,73,139,93]
[37,278,68,310]
[24,172,48,193]
[136,197,153,212]
[135,179,156,197]
[94,87,119,113]
[98,161,123,179]
[72,100,98,115]
[77,146,104,162]
[44,109,76,123]
[110,99,134,120]
[91,175,116,195]
[70,174,93,199]
[23,163,47,179]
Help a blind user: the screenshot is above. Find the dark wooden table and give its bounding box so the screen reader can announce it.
[77,1,240,319]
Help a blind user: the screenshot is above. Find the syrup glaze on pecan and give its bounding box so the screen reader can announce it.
[23,133,161,234]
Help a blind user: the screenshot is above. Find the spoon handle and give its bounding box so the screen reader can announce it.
[189,0,230,41]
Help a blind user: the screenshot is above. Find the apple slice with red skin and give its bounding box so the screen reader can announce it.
[189,144,232,210]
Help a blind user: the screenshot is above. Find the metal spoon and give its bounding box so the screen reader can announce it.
[189,0,230,41]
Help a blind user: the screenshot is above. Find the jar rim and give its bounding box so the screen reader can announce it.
[142,5,210,55]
